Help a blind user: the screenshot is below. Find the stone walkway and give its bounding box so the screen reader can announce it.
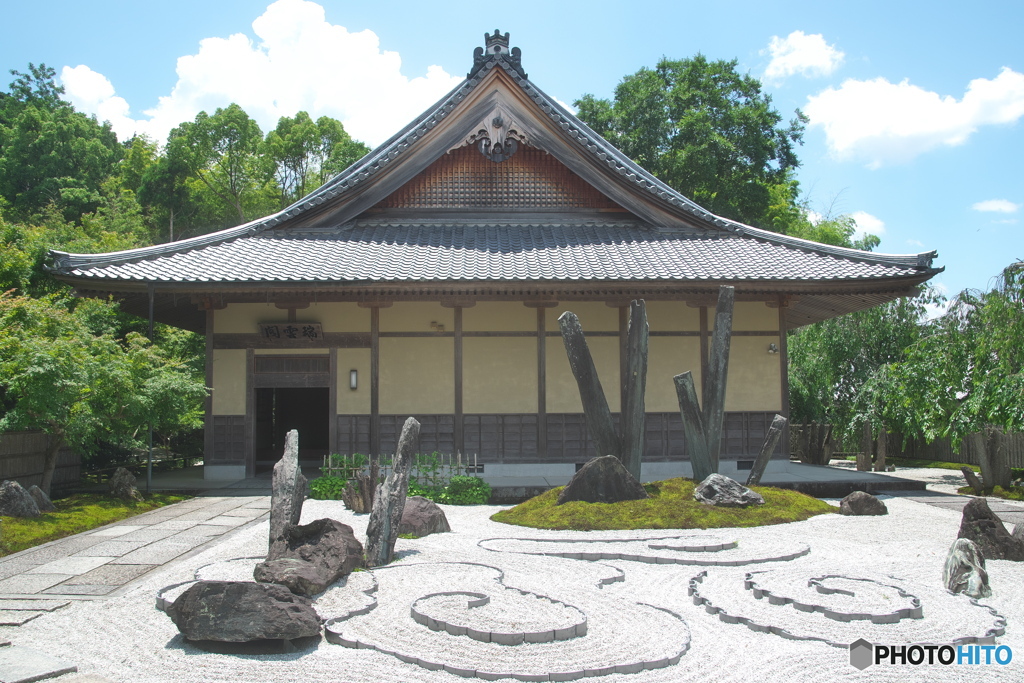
[0,493,270,683]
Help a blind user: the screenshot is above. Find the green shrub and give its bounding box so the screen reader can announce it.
[309,475,348,500]
[437,476,491,505]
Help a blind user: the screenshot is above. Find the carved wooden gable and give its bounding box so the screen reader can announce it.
[372,144,624,211]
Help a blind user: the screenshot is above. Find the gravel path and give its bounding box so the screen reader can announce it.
[5,495,1022,682]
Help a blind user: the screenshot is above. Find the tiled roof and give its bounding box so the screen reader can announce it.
[60,221,931,284]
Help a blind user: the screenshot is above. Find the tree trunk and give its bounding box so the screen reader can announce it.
[967,431,991,487]
[874,427,887,472]
[703,286,734,472]
[558,311,621,460]
[39,433,64,497]
[620,300,648,480]
[857,421,873,472]
[674,372,714,482]
[985,427,1011,489]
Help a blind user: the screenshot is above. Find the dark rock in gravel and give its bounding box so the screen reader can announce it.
[839,491,888,516]
[27,485,56,512]
[943,538,991,598]
[0,480,40,518]
[399,496,451,537]
[365,417,419,567]
[255,517,363,596]
[693,473,764,508]
[957,497,1024,561]
[108,467,143,502]
[557,455,649,505]
[167,581,321,642]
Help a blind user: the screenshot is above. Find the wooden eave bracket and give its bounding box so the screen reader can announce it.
[193,295,228,311]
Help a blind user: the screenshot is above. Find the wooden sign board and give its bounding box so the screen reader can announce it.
[258,322,324,342]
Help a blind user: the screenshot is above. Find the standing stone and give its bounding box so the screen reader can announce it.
[1013,522,1024,543]
[943,538,991,599]
[693,473,764,508]
[27,485,56,512]
[365,417,420,567]
[961,467,984,495]
[255,518,364,596]
[556,455,649,505]
[0,480,41,518]
[746,414,787,487]
[839,491,888,516]
[167,581,320,642]
[399,496,451,537]
[957,497,1024,561]
[270,430,306,548]
[108,467,143,502]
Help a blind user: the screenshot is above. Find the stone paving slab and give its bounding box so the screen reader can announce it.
[0,600,69,612]
[71,541,149,558]
[0,574,73,595]
[41,584,117,597]
[87,525,145,538]
[110,528,178,544]
[148,520,199,531]
[0,610,43,626]
[0,645,76,682]
[0,561,45,583]
[58,675,116,683]
[59,563,157,587]
[27,557,114,577]
[108,541,195,566]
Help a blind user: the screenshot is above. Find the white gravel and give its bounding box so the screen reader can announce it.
[5,495,1023,682]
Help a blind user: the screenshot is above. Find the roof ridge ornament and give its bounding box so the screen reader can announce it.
[469,30,527,80]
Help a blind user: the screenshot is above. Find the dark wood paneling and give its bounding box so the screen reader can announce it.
[336,415,372,455]
[370,307,380,456]
[254,355,329,374]
[454,307,464,455]
[329,348,338,455]
[253,374,330,389]
[536,307,547,458]
[210,415,246,466]
[204,309,214,465]
[214,332,371,349]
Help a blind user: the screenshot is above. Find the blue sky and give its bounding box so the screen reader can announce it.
[2,0,1021,301]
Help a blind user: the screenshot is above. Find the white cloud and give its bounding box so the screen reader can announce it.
[906,238,925,248]
[972,199,1020,213]
[763,31,844,83]
[850,210,885,238]
[805,67,1024,167]
[57,0,463,147]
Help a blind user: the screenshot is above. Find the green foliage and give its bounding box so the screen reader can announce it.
[788,287,940,445]
[887,457,979,472]
[0,493,189,557]
[575,55,806,230]
[491,478,834,531]
[858,263,1024,447]
[955,485,1024,501]
[309,475,349,500]
[437,475,491,505]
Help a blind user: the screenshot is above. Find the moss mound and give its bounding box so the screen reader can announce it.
[956,485,1024,501]
[490,478,835,531]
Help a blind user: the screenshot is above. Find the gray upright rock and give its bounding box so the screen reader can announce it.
[399,496,451,537]
[957,497,1024,561]
[255,518,363,596]
[556,455,649,505]
[108,467,143,502]
[27,485,56,512]
[839,491,888,516]
[0,480,41,518]
[167,580,320,642]
[693,473,764,508]
[943,538,991,598]
[365,417,420,566]
[269,430,306,548]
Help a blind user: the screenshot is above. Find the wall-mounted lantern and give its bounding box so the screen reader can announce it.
[768,343,780,355]
[349,369,358,390]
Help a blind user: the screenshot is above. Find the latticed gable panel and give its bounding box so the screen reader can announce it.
[374,144,623,210]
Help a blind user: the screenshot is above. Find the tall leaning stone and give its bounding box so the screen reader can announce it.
[270,430,306,548]
[365,417,420,567]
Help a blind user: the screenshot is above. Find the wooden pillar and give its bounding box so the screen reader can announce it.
[618,305,628,415]
[370,307,380,456]
[699,306,709,401]
[537,307,547,458]
[245,347,255,477]
[329,347,338,456]
[454,306,464,456]
[203,309,214,466]
[777,302,791,460]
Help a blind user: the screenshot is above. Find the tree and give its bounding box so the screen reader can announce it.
[0,293,207,495]
[575,55,807,230]
[859,263,1024,485]
[166,104,274,224]
[788,287,939,446]
[0,65,122,222]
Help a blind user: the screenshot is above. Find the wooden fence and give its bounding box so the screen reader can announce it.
[0,430,81,490]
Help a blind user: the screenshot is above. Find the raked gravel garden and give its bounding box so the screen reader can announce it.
[9,483,1024,683]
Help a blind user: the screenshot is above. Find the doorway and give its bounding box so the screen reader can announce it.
[255,387,330,473]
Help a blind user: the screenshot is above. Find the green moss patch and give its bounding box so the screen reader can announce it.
[956,485,1024,501]
[889,457,980,472]
[1,493,190,557]
[490,478,835,531]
